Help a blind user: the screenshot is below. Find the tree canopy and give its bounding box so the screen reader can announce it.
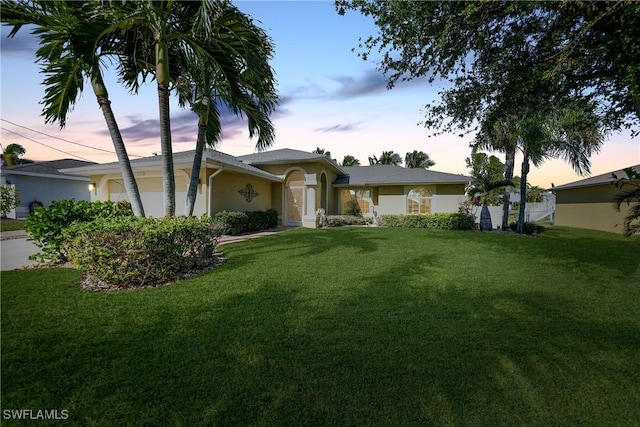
[405,150,435,169]
[337,1,640,135]
[369,151,402,166]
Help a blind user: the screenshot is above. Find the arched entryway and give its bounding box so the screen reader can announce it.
[285,170,305,226]
[320,173,328,212]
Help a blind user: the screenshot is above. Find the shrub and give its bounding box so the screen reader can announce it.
[508,221,546,235]
[379,213,476,230]
[0,185,19,216]
[213,209,278,235]
[324,215,373,227]
[344,199,362,217]
[65,216,223,289]
[26,199,133,262]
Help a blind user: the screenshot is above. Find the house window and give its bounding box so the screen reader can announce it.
[407,187,432,214]
[340,189,371,216]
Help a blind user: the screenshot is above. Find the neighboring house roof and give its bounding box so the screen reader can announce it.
[552,164,640,191]
[1,159,95,181]
[61,149,283,182]
[238,148,345,174]
[333,165,471,187]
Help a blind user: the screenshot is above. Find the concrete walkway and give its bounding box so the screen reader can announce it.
[0,227,293,271]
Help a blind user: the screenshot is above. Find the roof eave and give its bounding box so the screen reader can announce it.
[1,169,90,181]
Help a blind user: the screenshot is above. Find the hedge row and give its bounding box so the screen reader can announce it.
[379,213,476,230]
[213,209,278,235]
[66,216,223,289]
[26,199,133,262]
[323,215,374,227]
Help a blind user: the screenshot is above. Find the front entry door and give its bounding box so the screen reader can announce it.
[286,186,304,226]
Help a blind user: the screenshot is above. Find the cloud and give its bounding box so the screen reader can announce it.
[315,123,360,133]
[0,26,39,55]
[330,72,389,99]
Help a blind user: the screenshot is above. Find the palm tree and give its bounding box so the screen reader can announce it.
[405,150,435,168]
[1,143,32,166]
[109,0,273,217]
[369,151,402,166]
[312,147,332,158]
[175,3,277,216]
[514,102,604,233]
[612,167,640,236]
[1,0,146,217]
[473,115,518,230]
[466,150,513,231]
[341,155,361,167]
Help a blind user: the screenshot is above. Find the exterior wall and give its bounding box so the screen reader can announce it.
[210,171,272,214]
[2,174,90,218]
[376,186,405,215]
[431,184,467,214]
[555,185,627,234]
[270,182,283,225]
[91,169,198,217]
[106,174,192,217]
[346,184,466,216]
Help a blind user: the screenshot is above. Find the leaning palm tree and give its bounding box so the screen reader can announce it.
[1,0,146,217]
[173,3,277,216]
[405,150,435,169]
[612,167,640,236]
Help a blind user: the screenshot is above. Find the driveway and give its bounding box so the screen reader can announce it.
[1,234,40,271]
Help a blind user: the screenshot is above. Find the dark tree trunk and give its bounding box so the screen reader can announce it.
[96,96,145,217]
[501,146,515,230]
[517,149,530,234]
[185,119,207,216]
[158,84,175,217]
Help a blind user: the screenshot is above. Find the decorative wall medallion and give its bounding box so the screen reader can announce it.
[238,184,259,202]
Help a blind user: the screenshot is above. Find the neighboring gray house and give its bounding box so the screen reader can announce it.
[1,159,95,218]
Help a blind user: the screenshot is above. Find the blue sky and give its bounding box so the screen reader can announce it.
[0,0,637,188]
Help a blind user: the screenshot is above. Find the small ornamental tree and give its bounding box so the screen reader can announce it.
[0,185,20,216]
[612,167,640,236]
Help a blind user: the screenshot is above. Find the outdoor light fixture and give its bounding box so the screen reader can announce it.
[88,182,96,194]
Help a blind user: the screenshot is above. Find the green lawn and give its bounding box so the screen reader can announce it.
[0,218,26,232]
[2,226,639,425]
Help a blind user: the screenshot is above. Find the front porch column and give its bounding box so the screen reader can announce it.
[303,186,318,227]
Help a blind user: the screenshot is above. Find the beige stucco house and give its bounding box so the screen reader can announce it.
[553,164,639,234]
[63,148,471,227]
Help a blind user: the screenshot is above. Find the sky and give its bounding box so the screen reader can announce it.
[0,0,638,188]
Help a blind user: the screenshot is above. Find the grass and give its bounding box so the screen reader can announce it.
[2,226,639,425]
[0,218,26,232]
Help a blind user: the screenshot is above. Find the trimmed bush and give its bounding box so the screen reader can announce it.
[324,215,373,227]
[213,209,278,235]
[26,199,133,262]
[379,213,476,230]
[508,221,546,235]
[65,216,223,289]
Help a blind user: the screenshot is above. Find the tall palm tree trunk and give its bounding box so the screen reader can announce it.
[185,117,207,216]
[92,78,145,217]
[517,149,530,234]
[501,146,515,230]
[156,38,175,217]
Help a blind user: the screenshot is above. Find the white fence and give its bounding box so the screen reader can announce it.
[472,201,555,229]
